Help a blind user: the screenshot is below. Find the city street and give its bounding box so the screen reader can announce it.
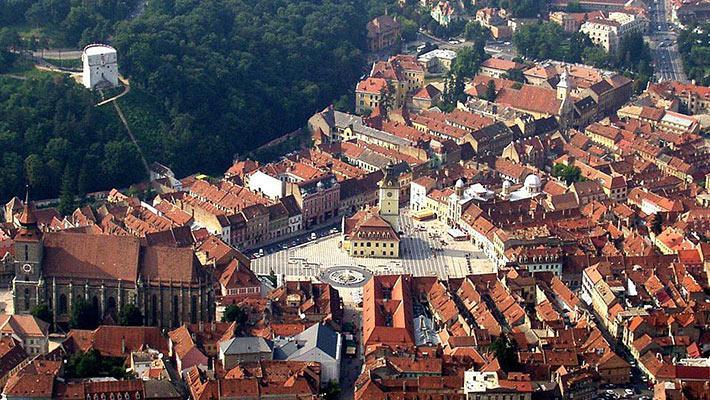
[251,208,495,280]
[648,0,688,82]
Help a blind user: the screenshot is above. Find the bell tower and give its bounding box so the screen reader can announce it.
[12,193,44,314]
[378,164,400,231]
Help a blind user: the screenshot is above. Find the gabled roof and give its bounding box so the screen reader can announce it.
[220,337,272,355]
[274,322,340,361]
[42,232,140,281]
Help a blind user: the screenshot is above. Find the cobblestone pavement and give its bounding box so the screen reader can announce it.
[252,209,496,280]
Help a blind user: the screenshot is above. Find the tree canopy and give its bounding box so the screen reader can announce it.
[66,349,131,379]
[118,303,144,326]
[31,304,53,326]
[0,0,142,47]
[552,163,582,185]
[0,75,145,202]
[491,333,520,372]
[678,23,710,86]
[69,296,100,329]
[514,24,653,93]
[111,0,368,178]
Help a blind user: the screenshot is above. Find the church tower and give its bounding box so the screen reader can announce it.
[13,196,44,314]
[557,68,573,101]
[557,68,575,132]
[378,164,400,231]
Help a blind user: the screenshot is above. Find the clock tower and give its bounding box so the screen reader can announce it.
[378,164,400,231]
[13,198,44,313]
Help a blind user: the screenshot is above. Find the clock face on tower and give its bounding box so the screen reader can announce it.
[22,264,32,273]
[386,192,393,198]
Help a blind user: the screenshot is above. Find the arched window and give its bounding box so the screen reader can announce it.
[23,288,30,310]
[190,296,197,324]
[172,295,179,327]
[107,297,116,312]
[151,294,157,325]
[59,294,68,314]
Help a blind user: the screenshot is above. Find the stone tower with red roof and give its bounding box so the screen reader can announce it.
[13,196,44,313]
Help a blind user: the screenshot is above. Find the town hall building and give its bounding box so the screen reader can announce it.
[341,164,401,258]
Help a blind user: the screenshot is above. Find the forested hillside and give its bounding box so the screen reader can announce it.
[0,0,370,201]
[0,0,141,47]
[0,75,145,201]
[112,0,368,177]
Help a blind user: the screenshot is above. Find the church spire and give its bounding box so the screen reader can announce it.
[18,186,37,228]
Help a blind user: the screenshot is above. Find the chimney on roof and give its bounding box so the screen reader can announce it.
[199,320,204,332]
[121,337,126,354]
[211,320,216,332]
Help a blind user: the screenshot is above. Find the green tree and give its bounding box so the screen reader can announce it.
[58,166,77,215]
[66,349,130,379]
[222,304,248,325]
[31,304,53,325]
[485,79,497,101]
[323,381,341,399]
[651,213,664,235]
[451,42,488,78]
[552,163,582,185]
[0,28,21,50]
[502,68,525,82]
[399,17,418,41]
[464,21,488,42]
[677,23,710,85]
[70,297,99,330]
[491,333,520,372]
[268,269,278,287]
[118,303,144,326]
[582,46,610,68]
[24,154,48,196]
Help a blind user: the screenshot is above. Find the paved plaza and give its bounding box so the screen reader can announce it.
[252,209,496,281]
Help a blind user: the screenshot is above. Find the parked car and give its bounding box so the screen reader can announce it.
[310,232,317,240]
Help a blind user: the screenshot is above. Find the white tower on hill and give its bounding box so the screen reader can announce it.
[82,44,119,90]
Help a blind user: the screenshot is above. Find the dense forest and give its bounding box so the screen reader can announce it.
[0,75,145,201]
[111,0,367,177]
[677,22,710,86]
[0,0,141,47]
[0,0,372,201]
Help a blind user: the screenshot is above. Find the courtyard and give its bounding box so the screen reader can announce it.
[252,208,496,283]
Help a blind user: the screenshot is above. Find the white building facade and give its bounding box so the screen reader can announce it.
[82,44,119,90]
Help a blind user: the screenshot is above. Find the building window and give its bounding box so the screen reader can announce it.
[24,288,30,310]
[172,295,179,327]
[59,294,67,314]
[151,294,158,325]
